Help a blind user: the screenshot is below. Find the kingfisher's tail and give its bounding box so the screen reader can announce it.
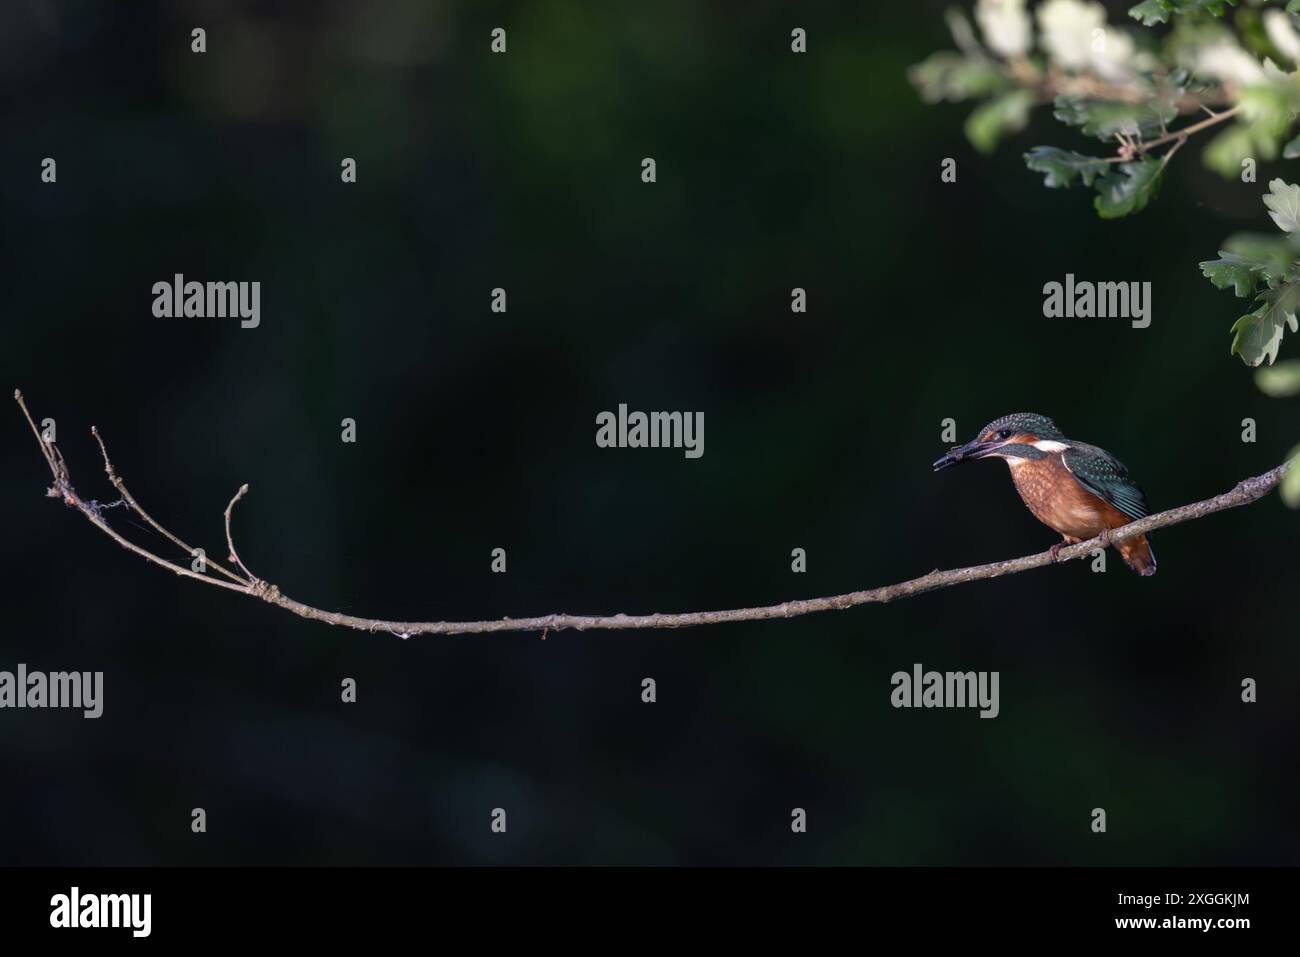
[1118,534,1156,577]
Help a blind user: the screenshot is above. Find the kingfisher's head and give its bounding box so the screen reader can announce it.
[932,413,1068,471]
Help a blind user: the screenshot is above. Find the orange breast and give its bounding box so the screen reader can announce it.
[1006,454,1129,542]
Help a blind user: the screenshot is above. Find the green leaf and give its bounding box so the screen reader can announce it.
[1255,359,1300,396]
[1193,0,1238,15]
[1285,133,1300,159]
[1093,159,1164,219]
[1023,147,1110,188]
[964,90,1033,155]
[944,7,981,53]
[1130,0,1239,25]
[1202,85,1300,178]
[1240,81,1300,126]
[1200,234,1300,309]
[1264,178,1300,234]
[1200,252,1264,298]
[1128,0,1173,26]
[1220,233,1300,282]
[1231,282,1300,366]
[1053,96,1178,141]
[1282,445,1300,508]
[908,52,1008,104]
[1203,125,1262,178]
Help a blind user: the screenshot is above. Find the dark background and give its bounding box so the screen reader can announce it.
[0,0,1295,866]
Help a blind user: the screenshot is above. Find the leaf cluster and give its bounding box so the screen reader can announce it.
[1200,179,1300,366]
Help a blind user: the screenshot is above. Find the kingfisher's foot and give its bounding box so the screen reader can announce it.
[1049,542,1064,562]
[1097,528,1112,547]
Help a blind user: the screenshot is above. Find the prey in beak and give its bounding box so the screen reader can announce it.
[932,437,1008,472]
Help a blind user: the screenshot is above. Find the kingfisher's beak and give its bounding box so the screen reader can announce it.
[932,438,1004,472]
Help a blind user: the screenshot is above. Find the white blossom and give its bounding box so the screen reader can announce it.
[1088,27,1138,82]
[976,0,1031,59]
[1264,10,1300,66]
[1194,41,1269,88]
[1037,0,1105,71]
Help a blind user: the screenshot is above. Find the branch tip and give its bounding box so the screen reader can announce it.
[223,482,257,583]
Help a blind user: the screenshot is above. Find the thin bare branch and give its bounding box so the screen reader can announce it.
[1133,105,1241,157]
[14,391,1296,637]
[15,389,61,480]
[223,483,258,583]
[16,392,251,595]
[90,425,249,586]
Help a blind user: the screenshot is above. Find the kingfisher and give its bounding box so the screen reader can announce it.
[932,413,1156,576]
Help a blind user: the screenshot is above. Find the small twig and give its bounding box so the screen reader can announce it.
[15,391,251,595]
[223,483,258,583]
[16,389,61,483]
[1156,133,1188,171]
[90,426,249,586]
[14,391,1297,638]
[1132,105,1241,157]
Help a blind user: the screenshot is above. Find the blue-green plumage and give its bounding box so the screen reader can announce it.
[983,413,1067,441]
[1061,443,1149,523]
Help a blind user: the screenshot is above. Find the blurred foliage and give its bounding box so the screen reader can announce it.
[915,0,1300,454]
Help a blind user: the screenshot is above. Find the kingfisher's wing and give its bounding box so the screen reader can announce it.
[1062,443,1149,522]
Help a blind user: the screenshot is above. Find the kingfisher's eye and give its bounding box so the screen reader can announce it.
[998,430,1012,440]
